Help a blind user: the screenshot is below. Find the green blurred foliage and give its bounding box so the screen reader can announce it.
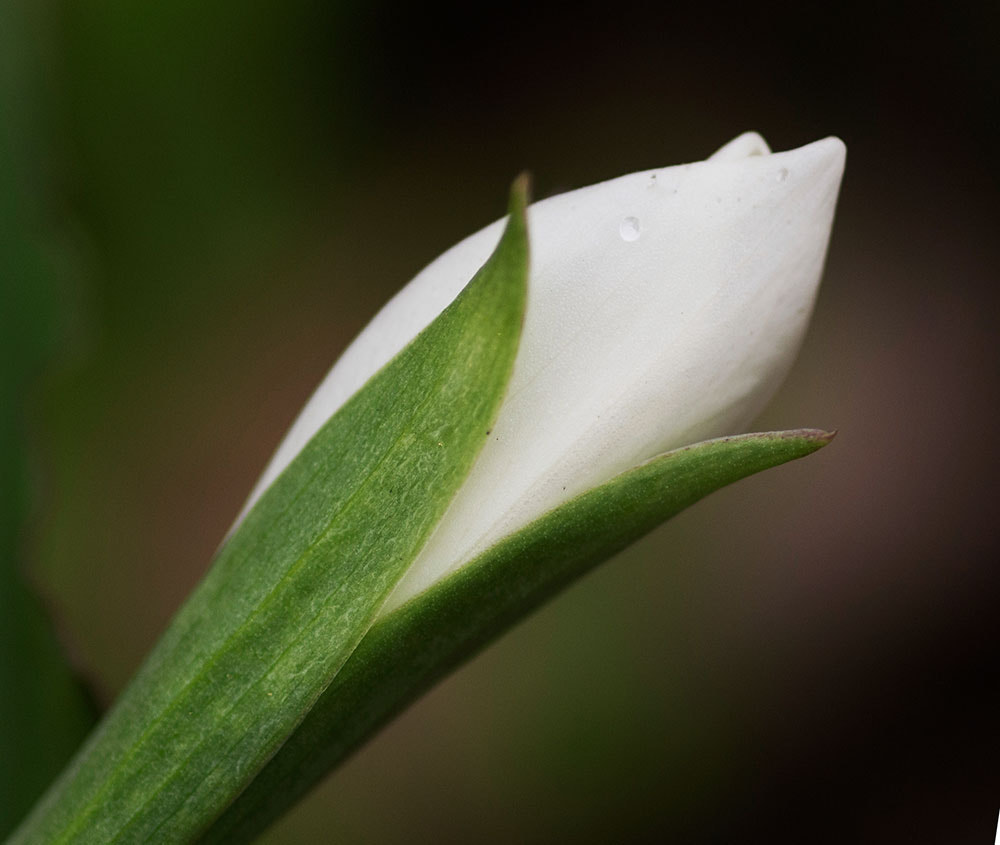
[36,0,372,695]
[1,1,98,834]
[3,0,368,832]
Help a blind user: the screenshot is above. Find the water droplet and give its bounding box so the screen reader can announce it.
[776,167,789,182]
[619,216,641,242]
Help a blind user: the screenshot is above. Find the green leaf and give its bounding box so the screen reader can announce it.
[203,428,834,842]
[11,181,529,844]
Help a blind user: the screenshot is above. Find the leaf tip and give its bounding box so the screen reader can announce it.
[495,172,531,287]
[801,427,837,446]
[506,173,532,243]
[775,427,837,454]
[509,171,532,213]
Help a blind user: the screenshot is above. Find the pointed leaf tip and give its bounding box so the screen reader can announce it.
[500,173,531,267]
[510,171,532,205]
[784,427,837,448]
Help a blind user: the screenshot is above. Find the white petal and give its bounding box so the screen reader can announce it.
[232,134,846,613]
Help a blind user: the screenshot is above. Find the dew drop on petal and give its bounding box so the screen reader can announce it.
[619,216,641,242]
[776,167,789,182]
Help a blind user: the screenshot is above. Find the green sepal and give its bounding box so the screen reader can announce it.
[204,428,834,842]
[11,182,529,844]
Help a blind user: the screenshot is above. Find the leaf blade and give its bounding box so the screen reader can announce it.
[11,183,529,844]
[204,429,834,842]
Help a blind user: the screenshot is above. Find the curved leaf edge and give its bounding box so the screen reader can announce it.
[204,427,834,842]
[10,182,530,845]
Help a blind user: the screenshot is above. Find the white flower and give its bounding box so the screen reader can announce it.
[235,131,845,613]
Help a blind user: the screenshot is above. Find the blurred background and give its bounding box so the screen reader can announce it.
[2,0,997,841]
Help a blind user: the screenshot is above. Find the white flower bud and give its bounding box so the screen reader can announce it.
[237,132,846,612]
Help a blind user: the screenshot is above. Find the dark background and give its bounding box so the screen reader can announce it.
[3,0,998,841]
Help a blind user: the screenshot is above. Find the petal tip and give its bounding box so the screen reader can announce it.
[792,135,847,177]
[709,131,772,161]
